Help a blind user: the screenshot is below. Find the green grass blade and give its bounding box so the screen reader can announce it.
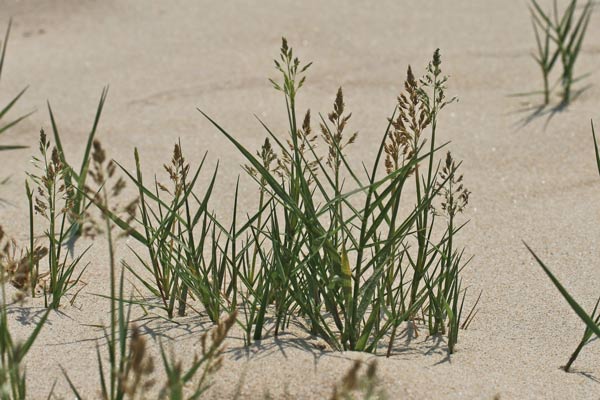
[0,18,12,81]
[524,242,600,339]
[592,120,600,176]
[0,86,28,122]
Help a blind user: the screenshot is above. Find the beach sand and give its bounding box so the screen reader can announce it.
[1,1,600,398]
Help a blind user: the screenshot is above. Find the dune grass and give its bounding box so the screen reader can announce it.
[199,41,473,353]
[528,0,593,106]
[26,131,89,308]
[90,39,475,355]
[12,89,108,307]
[0,34,478,397]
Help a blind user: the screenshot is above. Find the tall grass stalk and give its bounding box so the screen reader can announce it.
[28,131,88,308]
[48,88,109,247]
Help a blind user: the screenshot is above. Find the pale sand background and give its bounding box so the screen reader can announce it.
[1,0,600,398]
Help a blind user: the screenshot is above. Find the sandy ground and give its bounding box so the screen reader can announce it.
[1,0,600,399]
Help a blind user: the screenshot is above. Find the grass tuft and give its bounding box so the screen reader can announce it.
[528,0,594,106]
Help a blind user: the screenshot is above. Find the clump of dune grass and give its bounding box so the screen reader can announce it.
[0,227,49,400]
[26,130,88,308]
[1,89,107,309]
[525,120,600,371]
[198,40,474,353]
[8,88,110,305]
[95,39,474,355]
[112,143,234,321]
[528,0,593,106]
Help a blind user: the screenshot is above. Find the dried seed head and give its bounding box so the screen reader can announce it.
[51,147,61,169]
[247,137,279,187]
[434,152,470,218]
[322,87,358,171]
[92,139,106,165]
[163,143,190,197]
[366,360,377,380]
[302,109,312,137]
[38,129,49,153]
[107,160,116,178]
[432,48,441,69]
[385,65,431,175]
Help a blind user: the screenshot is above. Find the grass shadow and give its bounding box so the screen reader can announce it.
[6,304,53,327]
[509,86,591,131]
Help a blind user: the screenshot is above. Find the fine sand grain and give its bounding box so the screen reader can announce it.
[1,1,600,399]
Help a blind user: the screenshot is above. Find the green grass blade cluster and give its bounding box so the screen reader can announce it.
[529,0,593,106]
[91,40,475,355]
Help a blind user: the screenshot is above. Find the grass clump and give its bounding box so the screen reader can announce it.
[91,39,475,355]
[529,0,593,106]
[199,40,473,353]
[1,88,111,306]
[105,142,234,322]
[27,130,88,308]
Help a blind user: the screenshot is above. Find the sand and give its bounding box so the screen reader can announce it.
[1,0,600,398]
